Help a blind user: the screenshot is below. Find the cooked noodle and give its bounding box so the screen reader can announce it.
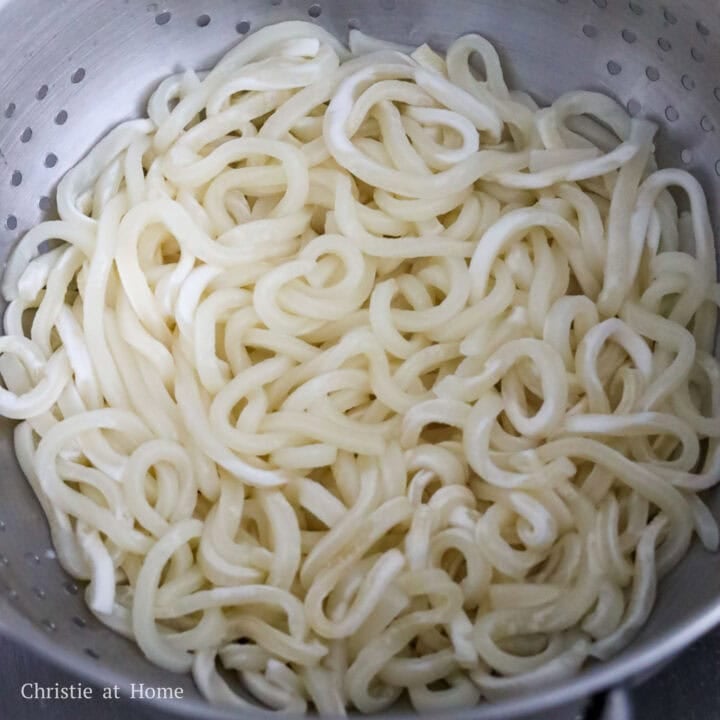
[1,20,719,714]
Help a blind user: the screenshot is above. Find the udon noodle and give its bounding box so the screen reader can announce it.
[1,20,719,714]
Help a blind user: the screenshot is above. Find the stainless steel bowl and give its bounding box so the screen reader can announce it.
[0,1,718,718]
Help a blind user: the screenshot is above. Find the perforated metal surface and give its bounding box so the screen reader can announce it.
[0,1,719,718]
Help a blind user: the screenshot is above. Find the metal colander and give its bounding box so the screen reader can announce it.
[0,1,718,718]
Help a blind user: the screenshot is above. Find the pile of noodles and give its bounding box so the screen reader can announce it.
[0,21,718,715]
